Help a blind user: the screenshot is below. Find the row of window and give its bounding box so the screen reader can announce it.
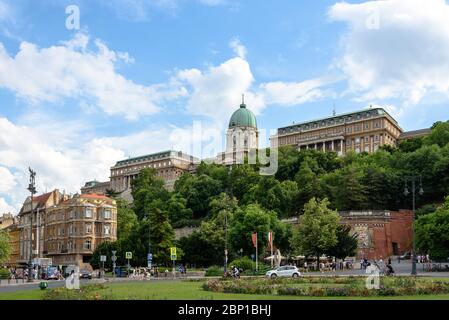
[48,238,94,252]
[47,223,112,237]
[112,161,173,176]
[279,110,384,134]
[47,208,112,222]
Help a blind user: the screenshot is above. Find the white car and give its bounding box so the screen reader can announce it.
[266,266,300,278]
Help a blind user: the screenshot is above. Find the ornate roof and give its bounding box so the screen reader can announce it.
[228,103,257,129]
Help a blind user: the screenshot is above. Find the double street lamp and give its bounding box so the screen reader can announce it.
[404,175,424,276]
[27,168,37,283]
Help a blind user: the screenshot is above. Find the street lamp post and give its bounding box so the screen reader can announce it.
[224,165,233,273]
[404,175,424,276]
[27,168,37,283]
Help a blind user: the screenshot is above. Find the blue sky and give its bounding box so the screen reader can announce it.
[1,0,449,212]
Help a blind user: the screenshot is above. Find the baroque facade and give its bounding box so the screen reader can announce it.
[273,107,404,155]
[44,194,117,268]
[17,190,68,266]
[110,150,199,195]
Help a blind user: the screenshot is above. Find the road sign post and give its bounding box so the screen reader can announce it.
[111,251,117,278]
[170,247,177,278]
[126,252,132,277]
[100,255,106,278]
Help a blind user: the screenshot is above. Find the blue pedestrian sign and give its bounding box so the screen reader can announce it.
[147,253,153,262]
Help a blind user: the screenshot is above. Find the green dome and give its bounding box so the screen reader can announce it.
[228,103,257,129]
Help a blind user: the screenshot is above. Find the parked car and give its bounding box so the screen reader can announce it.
[266,266,300,278]
[79,269,92,279]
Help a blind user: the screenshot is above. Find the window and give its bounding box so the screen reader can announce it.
[83,239,92,250]
[375,135,379,141]
[364,123,370,130]
[85,207,93,218]
[364,145,370,152]
[85,223,92,234]
[355,138,360,144]
[104,225,111,236]
[104,209,111,219]
[365,137,369,143]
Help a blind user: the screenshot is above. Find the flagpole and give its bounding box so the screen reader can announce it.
[270,232,273,269]
[256,233,258,272]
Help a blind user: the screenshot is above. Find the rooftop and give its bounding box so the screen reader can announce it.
[278,107,400,134]
[113,150,199,167]
[399,128,432,140]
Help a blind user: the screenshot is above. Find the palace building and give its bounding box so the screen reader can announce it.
[273,107,404,155]
[110,150,199,197]
[216,98,259,165]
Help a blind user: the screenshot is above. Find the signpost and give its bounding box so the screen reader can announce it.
[111,251,117,278]
[100,255,107,278]
[126,252,132,277]
[170,247,177,278]
[147,253,153,269]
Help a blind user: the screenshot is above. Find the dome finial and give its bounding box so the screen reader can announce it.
[240,94,246,108]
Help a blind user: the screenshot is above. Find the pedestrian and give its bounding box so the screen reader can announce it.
[388,257,392,266]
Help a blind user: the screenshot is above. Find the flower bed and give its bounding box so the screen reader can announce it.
[202,277,449,297]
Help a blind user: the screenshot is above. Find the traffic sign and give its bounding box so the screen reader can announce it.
[111,256,117,262]
[100,255,107,262]
[147,253,153,262]
[126,252,132,259]
[170,247,177,261]
[171,255,177,261]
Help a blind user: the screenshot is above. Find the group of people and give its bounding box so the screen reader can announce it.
[127,264,188,279]
[301,260,353,273]
[361,257,395,276]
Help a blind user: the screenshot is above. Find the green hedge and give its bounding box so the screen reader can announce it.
[202,277,449,297]
[0,268,10,280]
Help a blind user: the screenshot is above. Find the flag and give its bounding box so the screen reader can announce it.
[268,231,273,249]
[251,233,257,248]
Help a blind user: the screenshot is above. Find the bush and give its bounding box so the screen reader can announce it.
[229,257,254,272]
[205,266,223,277]
[0,268,10,279]
[42,284,108,300]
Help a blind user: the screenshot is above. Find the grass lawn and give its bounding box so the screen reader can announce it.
[1,279,449,300]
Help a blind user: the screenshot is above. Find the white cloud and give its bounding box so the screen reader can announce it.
[0,33,183,120]
[229,36,247,59]
[0,197,15,213]
[261,77,338,106]
[329,0,449,105]
[176,56,265,121]
[0,117,125,212]
[0,167,16,193]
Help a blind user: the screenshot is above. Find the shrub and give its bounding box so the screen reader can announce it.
[229,257,254,272]
[0,268,10,279]
[205,266,223,277]
[42,284,107,300]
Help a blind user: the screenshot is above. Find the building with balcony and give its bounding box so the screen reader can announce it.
[273,107,404,155]
[17,189,68,266]
[44,194,117,269]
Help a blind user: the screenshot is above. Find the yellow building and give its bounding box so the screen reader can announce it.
[44,194,117,269]
[273,107,404,155]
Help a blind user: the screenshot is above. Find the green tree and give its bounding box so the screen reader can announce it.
[328,225,358,260]
[167,194,194,227]
[290,198,340,264]
[116,199,138,240]
[148,204,175,264]
[229,204,289,258]
[131,168,169,219]
[416,196,449,261]
[0,230,11,264]
[424,121,449,147]
[295,158,322,210]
